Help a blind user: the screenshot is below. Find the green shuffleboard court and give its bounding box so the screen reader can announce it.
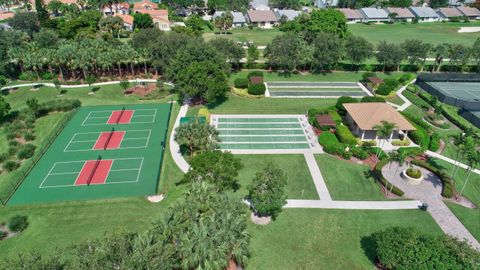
[266,81,366,97]
[214,115,313,151]
[8,103,171,205]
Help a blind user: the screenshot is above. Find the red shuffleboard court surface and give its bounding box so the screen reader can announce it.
[74,160,113,186]
[93,131,125,150]
[107,110,134,124]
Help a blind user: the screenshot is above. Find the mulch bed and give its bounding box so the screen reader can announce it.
[124,83,156,97]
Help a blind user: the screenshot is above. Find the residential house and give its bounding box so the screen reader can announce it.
[314,0,339,8]
[116,14,134,31]
[133,0,157,13]
[437,7,463,20]
[359,8,389,23]
[251,0,270,10]
[343,103,416,140]
[274,9,301,21]
[133,0,170,31]
[0,11,14,21]
[212,11,247,27]
[29,0,78,10]
[386,7,415,22]
[448,0,475,7]
[103,2,129,16]
[457,6,480,20]
[409,7,439,22]
[338,8,363,23]
[246,10,278,28]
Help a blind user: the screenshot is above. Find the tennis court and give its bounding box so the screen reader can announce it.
[266,82,367,98]
[212,115,320,153]
[8,103,171,205]
[427,82,480,101]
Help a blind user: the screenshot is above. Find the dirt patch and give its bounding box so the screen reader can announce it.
[0,225,17,240]
[125,83,156,97]
[458,27,480,33]
[250,212,271,225]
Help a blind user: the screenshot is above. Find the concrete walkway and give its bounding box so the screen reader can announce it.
[1,79,171,90]
[382,162,480,250]
[395,78,415,112]
[304,153,331,201]
[169,104,190,173]
[285,199,421,209]
[426,150,480,175]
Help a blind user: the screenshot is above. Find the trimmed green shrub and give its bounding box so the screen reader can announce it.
[364,147,388,160]
[3,160,19,172]
[351,147,368,160]
[335,96,358,114]
[335,124,356,145]
[428,133,440,152]
[398,147,424,157]
[342,150,353,160]
[8,215,28,232]
[373,160,405,196]
[360,96,385,103]
[17,144,36,159]
[406,168,422,178]
[18,71,37,81]
[247,83,265,95]
[410,160,454,198]
[384,78,400,88]
[398,74,412,84]
[233,78,249,89]
[319,132,344,155]
[376,83,395,95]
[247,71,264,79]
[41,72,54,80]
[23,131,35,141]
[330,111,342,124]
[372,226,480,270]
[362,71,376,81]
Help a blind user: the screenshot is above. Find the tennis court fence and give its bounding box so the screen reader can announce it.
[0,109,79,206]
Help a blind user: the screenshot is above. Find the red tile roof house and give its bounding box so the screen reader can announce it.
[133,0,171,31]
[246,10,278,28]
[437,7,463,21]
[0,12,14,21]
[457,6,480,20]
[338,8,363,24]
[116,14,134,31]
[386,7,415,22]
[103,2,129,16]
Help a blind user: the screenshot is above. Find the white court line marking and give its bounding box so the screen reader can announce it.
[49,171,82,176]
[41,157,145,188]
[39,163,59,188]
[81,111,93,126]
[65,130,152,152]
[81,109,155,126]
[65,146,149,153]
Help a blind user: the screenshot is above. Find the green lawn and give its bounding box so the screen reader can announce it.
[427,158,480,242]
[0,103,185,258]
[236,155,319,200]
[3,84,173,110]
[188,93,337,115]
[315,154,388,201]
[248,208,442,270]
[203,28,282,46]
[349,22,480,46]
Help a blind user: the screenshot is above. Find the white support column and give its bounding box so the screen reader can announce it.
[361,130,365,140]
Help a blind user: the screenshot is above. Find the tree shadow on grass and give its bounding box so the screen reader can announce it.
[205,95,228,110]
[360,235,377,265]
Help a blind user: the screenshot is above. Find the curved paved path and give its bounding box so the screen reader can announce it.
[382,162,480,250]
[169,104,190,173]
[1,79,173,90]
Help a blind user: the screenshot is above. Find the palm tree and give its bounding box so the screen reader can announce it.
[373,121,397,158]
[451,136,475,180]
[459,150,479,198]
[174,120,219,158]
[388,150,407,193]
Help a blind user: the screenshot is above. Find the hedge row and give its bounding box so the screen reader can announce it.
[335,124,356,145]
[410,160,454,198]
[373,159,405,197]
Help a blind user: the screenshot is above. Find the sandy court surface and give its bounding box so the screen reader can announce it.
[458,27,480,33]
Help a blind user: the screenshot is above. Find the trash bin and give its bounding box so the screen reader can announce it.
[420,203,428,211]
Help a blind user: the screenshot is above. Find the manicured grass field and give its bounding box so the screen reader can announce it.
[427,158,480,241]
[248,208,442,269]
[203,28,282,46]
[349,22,480,46]
[315,155,388,201]
[188,93,337,115]
[3,84,172,110]
[236,155,319,200]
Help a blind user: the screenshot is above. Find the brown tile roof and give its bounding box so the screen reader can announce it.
[438,7,463,18]
[247,10,278,23]
[386,7,415,18]
[138,9,168,19]
[116,14,133,25]
[457,7,480,17]
[316,114,336,126]
[368,77,384,85]
[338,8,363,19]
[0,12,14,21]
[344,103,415,131]
[134,0,157,11]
